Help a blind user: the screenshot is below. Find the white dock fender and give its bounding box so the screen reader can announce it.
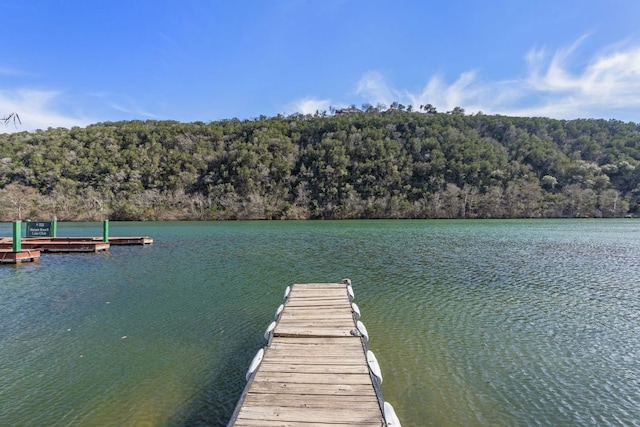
[245,348,264,381]
[264,321,277,341]
[347,284,354,301]
[284,286,291,300]
[356,320,369,342]
[366,350,383,384]
[351,302,361,319]
[274,303,284,320]
[383,401,401,427]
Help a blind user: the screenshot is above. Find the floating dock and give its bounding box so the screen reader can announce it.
[0,249,41,264]
[228,280,400,426]
[107,236,153,245]
[0,236,152,253]
[0,239,109,253]
[24,236,153,245]
[1,220,152,263]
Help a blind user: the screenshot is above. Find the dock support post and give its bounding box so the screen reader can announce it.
[103,219,109,243]
[52,217,58,237]
[13,221,22,252]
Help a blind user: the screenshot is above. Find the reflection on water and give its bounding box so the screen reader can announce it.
[1,219,639,426]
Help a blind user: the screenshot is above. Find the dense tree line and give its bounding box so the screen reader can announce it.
[1,109,639,221]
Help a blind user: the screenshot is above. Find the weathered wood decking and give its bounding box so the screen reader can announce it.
[229,282,387,426]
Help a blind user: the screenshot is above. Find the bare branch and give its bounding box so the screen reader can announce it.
[2,113,21,128]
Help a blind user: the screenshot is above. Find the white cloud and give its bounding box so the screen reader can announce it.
[511,40,640,119]
[0,67,22,76]
[355,69,489,114]
[109,99,158,119]
[354,37,640,121]
[0,89,92,133]
[354,71,396,108]
[404,71,480,113]
[287,97,333,115]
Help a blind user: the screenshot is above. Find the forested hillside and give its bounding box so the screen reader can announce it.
[1,109,639,221]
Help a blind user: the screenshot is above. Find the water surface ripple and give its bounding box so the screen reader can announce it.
[0,219,639,426]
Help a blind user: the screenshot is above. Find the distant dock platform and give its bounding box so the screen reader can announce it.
[0,236,152,253]
[23,236,153,245]
[0,249,41,264]
[228,280,400,426]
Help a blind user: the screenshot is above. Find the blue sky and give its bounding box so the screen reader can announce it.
[2,0,640,132]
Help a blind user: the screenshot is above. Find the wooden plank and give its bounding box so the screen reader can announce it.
[275,319,355,326]
[290,283,345,288]
[261,356,364,365]
[262,354,363,363]
[285,295,349,303]
[241,392,379,407]
[279,309,353,316]
[253,371,373,385]
[234,419,382,427]
[285,292,348,299]
[274,329,354,338]
[258,362,370,374]
[287,290,347,297]
[283,300,350,308]
[275,322,356,331]
[267,339,362,349]
[280,306,349,312]
[277,316,354,324]
[287,291,346,296]
[267,342,363,356]
[267,341,363,352]
[278,309,353,318]
[271,337,362,350]
[286,295,348,301]
[234,406,384,425]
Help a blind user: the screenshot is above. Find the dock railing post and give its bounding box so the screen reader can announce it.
[13,220,22,252]
[52,217,58,238]
[103,219,109,243]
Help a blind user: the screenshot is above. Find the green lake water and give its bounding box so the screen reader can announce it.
[1,219,639,426]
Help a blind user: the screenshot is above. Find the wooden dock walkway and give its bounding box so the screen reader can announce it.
[229,281,400,426]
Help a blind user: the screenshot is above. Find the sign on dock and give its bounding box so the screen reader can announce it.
[26,221,54,237]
